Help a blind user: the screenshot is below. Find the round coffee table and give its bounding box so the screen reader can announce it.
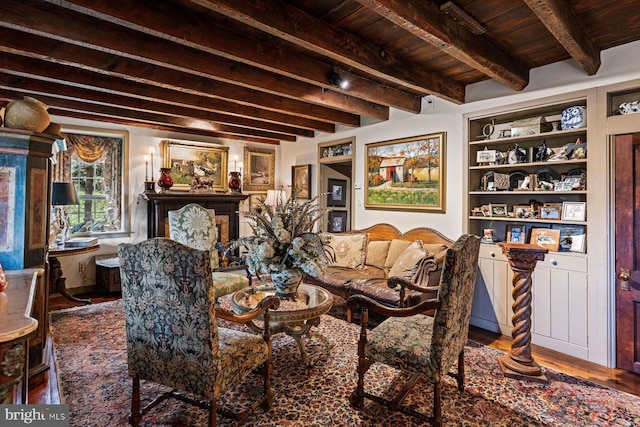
[231,283,332,364]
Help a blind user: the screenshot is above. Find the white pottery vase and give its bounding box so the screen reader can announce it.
[270,269,303,300]
[4,96,51,133]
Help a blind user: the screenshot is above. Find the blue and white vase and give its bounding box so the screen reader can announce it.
[560,106,587,130]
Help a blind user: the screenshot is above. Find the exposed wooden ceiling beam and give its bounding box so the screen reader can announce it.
[354,0,530,91]
[0,27,360,128]
[47,0,422,114]
[0,54,315,137]
[0,73,298,141]
[0,89,285,144]
[189,0,466,103]
[0,0,369,125]
[523,0,600,75]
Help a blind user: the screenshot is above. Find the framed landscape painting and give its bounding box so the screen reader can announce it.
[161,140,228,191]
[365,132,446,212]
[244,147,275,191]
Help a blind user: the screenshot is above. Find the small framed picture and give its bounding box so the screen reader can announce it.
[477,150,497,164]
[328,211,347,232]
[552,224,586,252]
[530,228,561,251]
[327,178,347,207]
[506,224,527,244]
[513,205,534,219]
[561,202,586,222]
[489,203,508,217]
[482,228,494,243]
[538,205,561,220]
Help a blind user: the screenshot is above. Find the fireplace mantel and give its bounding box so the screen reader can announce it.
[142,192,248,246]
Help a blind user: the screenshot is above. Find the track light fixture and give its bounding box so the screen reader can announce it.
[328,71,350,89]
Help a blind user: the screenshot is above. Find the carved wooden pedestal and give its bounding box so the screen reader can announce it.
[497,243,548,383]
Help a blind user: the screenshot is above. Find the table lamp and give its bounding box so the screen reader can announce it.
[52,182,79,244]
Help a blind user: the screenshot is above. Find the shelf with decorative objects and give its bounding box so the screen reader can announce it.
[464,93,595,360]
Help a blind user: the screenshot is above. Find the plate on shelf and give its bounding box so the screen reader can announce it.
[567,168,586,178]
[509,170,528,190]
[535,167,560,183]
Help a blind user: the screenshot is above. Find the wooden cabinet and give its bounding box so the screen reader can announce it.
[318,138,354,232]
[0,129,54,383]
[464,93,594,360]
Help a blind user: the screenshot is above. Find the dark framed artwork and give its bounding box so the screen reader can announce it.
[244,147,275,191]
[161,140,228,191]
[328,211,347,232]
[365,132,446,212]
[327,178,347,207]
[292,164,312,199]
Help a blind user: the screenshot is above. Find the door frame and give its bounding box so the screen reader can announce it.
[318,137,355,232]
[600,79,640,368]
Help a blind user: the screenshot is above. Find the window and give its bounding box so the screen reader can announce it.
[54,127,128,236]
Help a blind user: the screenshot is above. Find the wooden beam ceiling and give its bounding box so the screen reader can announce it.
[0,0,634,142]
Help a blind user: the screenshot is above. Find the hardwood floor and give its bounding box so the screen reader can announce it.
[31,294,640,405]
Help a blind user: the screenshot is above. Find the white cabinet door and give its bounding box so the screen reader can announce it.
[471,244,512,335]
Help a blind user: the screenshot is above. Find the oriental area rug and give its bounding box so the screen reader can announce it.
[50,299,640,427]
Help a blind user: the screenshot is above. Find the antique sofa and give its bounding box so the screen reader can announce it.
[305,223,454,318]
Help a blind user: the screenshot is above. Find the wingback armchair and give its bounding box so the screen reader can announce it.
[118,238,280,427]
[346,234,481,427]
[168,203,249,298]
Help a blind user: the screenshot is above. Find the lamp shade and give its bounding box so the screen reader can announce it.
[52,182,79,206]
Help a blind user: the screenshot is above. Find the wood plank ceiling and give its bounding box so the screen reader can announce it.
[0,0,639,144]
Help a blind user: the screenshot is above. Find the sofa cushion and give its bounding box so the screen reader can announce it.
[328,233,368,269]
[365,241,391,269]
[422,243,448,256]
[388,240,428,281]
[306,265,386,298]
[384,239,412,269]
[349,277,437,308]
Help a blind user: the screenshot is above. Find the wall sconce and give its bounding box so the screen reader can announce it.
[328,71,350,89]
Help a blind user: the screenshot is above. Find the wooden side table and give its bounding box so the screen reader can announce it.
[49,243,100,304]
[497,243,548,383]
[0,269,40,404]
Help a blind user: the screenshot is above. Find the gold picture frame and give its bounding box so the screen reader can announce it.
[365,132,446,212]
[244,147,275,191]
[292,164,312,199]
[161,140,229,191]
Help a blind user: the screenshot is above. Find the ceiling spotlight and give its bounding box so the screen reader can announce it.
[328,71,350,89]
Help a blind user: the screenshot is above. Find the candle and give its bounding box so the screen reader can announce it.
[143,154,150,181]
[148,147,156,180]
[233,154,239,171]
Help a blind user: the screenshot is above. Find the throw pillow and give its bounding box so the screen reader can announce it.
[422,243,448,256]
[388,240,428,281]
[365,241,391,269]
[327,233,368,269]
[384,239,412,269]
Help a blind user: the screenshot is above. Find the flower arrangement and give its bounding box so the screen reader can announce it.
[229,189,333,277]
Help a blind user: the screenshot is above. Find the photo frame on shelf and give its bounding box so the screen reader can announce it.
[561,201,586,222]
[161,140,228,191]
[552,224,586,253]
[513,205,534,219]
[506,224,527,244]
[365,132,446,212]
[538,205,562,220]
[243,147,275,191]
[291,164,312,199]
[327,178,347,207]
[328,211,347,232]
[489,203,508,217]
[530,228,561,251]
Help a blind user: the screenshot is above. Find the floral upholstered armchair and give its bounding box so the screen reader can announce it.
[118,238,280,427]
[347,234,481,427]
[168,203,249,299]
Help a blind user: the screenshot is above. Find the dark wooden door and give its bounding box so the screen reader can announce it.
[615,133,640,372]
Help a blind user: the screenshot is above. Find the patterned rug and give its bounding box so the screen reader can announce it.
[50,299,640,427]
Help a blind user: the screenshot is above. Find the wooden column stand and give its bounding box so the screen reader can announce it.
[497,243,548,383]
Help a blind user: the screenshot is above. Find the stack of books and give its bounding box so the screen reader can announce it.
[64,237,99,248]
